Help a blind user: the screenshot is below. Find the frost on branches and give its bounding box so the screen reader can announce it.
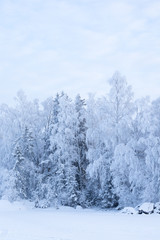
[0,72,159,209]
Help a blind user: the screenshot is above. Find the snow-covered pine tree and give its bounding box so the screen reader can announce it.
[49,93,78,207]
[14,126,37,200]
[74,94,88,205]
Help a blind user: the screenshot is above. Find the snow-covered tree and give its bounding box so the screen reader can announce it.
[109,72,135,206]
[0,72,160,209]
[74,94,88,205]
[143,98,160,202]
[14,127,37,200]
[49,93,78,207]
[35,94,61,208]
[86,94,117,207]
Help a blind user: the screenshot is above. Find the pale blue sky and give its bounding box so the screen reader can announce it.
[0,0,160,104]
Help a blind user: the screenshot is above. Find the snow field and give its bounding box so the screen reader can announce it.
[0,201,160,240]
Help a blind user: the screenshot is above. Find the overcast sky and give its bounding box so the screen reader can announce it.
[0,0,160,105]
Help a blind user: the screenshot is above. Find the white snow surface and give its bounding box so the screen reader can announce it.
[0,200,160,240]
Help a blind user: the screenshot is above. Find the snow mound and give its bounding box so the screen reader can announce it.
[138,202,154,214]
[0,200,33,212]
[121,207,137,215]
[76,205,83,210]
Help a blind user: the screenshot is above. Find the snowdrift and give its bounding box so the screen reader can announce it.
[122,202,160,215]
[0,200,33,212]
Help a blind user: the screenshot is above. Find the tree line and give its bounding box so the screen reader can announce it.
[0,72,159,208]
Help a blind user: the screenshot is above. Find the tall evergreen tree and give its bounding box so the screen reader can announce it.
[14,127,36,200]
[74,94,88,205]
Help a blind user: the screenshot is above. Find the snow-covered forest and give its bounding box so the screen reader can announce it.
[0,71,159,209]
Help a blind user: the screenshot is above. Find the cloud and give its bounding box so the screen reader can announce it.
[143,1,160,18]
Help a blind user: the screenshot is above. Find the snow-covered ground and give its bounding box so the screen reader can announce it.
[0,200,159,240]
